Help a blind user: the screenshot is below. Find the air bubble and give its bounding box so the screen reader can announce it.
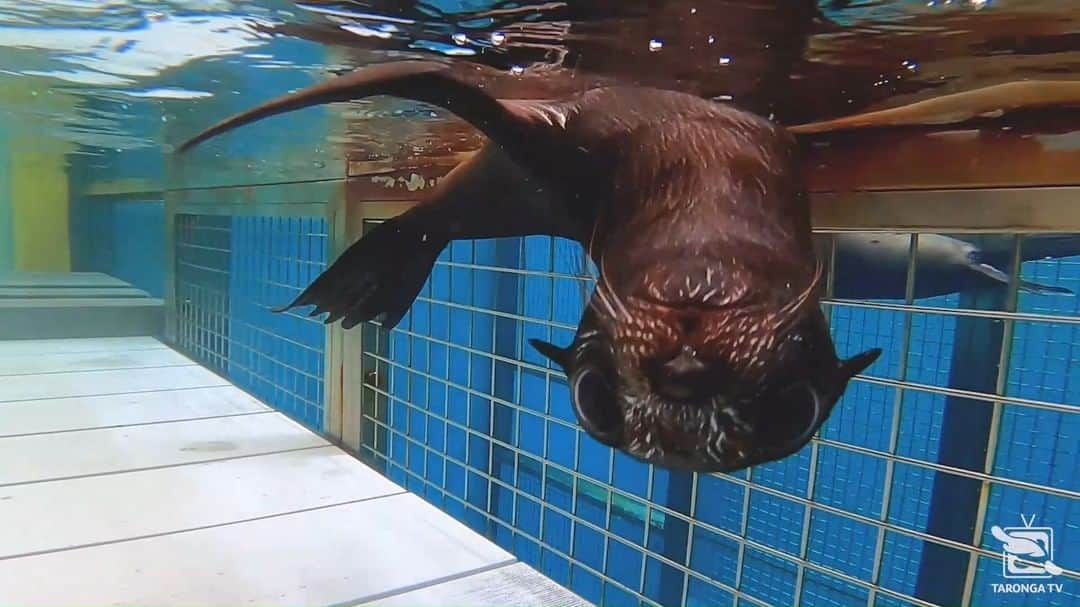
[510,65,524,76]
[648,39,663,52]
[490,31,506,46]
[452,33,468,45]
[719,56,732,66]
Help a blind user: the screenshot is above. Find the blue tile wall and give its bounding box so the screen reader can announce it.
[173,213,329,432]
[77,198,166,298]
[174,213,232,374]
[350,228,1078,607]
[227,215,328,431]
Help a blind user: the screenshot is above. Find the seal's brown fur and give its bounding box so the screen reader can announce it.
[177,60,1068,472]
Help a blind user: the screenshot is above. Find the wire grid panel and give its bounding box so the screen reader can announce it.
[355,222,1078,607]
[173,212,329,431]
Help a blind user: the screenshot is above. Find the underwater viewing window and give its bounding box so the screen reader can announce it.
[0,1,1077,606]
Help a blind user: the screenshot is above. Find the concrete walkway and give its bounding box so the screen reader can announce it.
[0,336,589,607]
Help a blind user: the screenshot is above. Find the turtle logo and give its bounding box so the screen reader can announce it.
[991,514,1064,579]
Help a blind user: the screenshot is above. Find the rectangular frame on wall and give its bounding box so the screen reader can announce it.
[810,186,1080,235]
[70,190,168,299]
[336,200,416,454]
[338,182,1080,607]
[163,178,346,441]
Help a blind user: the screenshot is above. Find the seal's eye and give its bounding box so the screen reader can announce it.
[571,366,623,447]
[755,382,825,459]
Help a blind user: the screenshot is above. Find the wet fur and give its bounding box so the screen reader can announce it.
[177,61,1075,473]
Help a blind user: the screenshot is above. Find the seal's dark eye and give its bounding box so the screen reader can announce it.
[571,367,624,446]
[753,382,825,459]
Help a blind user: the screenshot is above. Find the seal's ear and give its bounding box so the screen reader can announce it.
[528,338,572,371]
[177,60,557,155]
[838,347,882,381]
[788,80,1080,135]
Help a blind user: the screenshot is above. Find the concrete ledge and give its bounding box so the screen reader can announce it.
[0,273,164,340]
[0,287,152,299]
[0,272,132,289]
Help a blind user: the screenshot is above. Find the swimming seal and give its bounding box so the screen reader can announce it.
[178,61,1075,473]
[823,233,1075,300]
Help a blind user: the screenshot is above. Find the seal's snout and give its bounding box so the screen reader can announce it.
[661,346,706,377]
[646,345,717,402]
[532,294,884,474]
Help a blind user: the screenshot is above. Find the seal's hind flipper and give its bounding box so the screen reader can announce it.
[177,60,554,155]
[788,80,1080,135]
[969,262,1073,296]
[1017,280,1073,296]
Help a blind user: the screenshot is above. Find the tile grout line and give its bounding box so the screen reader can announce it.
[0,490,410,562]
[0,444,333,490]
[0,362,198,378]
[333,559,522,607]
[0,409,275,440]
[0,382,233,405]
[0,345,170,359]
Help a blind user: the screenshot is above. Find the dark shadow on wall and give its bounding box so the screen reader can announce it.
[70,196,166,299]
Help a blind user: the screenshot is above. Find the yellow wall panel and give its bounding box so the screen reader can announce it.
[10,146,71,271]
[0,72,76,272]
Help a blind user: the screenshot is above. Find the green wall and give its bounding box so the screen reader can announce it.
[0,123,11,272]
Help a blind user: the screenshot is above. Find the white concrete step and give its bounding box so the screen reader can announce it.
[0,272,163,339]
[0,272,133,289]
[0,286,152,299]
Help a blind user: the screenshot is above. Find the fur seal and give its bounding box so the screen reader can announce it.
[823,233,1075,300]
[177,61,1075,473]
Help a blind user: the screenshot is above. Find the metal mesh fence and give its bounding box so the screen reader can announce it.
[173,212,329,431]
[354,222,1078,607]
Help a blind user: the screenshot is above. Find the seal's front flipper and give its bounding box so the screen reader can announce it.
[969,262,1073,296]
[273,144,580,331]
[274,212,444,331]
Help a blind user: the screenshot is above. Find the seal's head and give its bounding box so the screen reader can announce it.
[531,255,881,474]
[526,89,882,474]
